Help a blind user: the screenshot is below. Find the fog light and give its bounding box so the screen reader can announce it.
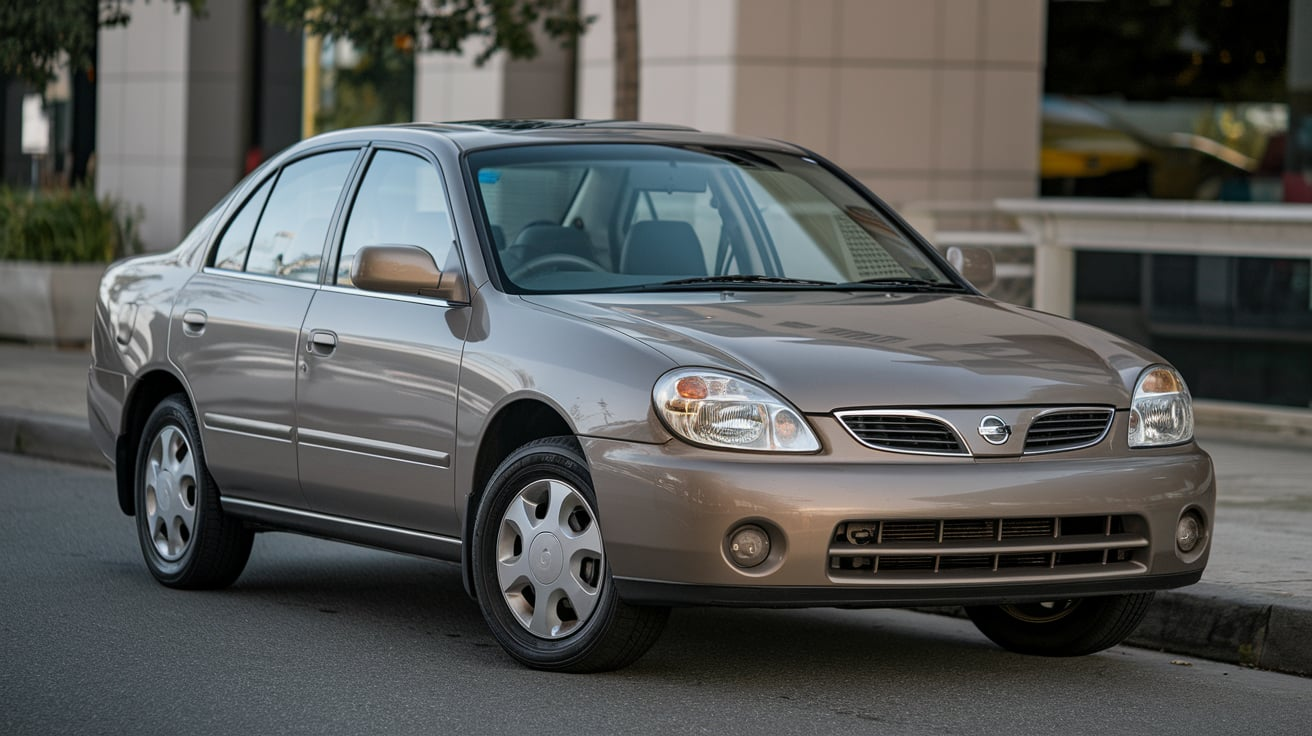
[728,525,771,568]
[1177,512,1204,553]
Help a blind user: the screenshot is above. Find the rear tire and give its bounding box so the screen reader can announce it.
[134,394,253,589]
[966,593,1154,656]
[471,437,668,672]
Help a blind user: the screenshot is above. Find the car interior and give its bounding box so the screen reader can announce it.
[470,146,944,293]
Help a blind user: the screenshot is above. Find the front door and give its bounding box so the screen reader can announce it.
[294,148,467,535]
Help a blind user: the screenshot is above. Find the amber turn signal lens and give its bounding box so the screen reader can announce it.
[675,376,709,400]
[1139,368,1182,394]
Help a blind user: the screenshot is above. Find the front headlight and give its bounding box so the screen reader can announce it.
[653,369,820,452]
[1128,365,1193,448]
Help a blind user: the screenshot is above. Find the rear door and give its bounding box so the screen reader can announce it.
[171,147,361,508]
[294,146,468,536]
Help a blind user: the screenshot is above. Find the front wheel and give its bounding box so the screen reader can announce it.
[134,394,253,589]
[471,437,668,672]
[965,593,1155,656]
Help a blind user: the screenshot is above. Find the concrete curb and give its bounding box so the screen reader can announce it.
[0,410,107,468]
[1129,583,1312,677]
[921,582,1312,678]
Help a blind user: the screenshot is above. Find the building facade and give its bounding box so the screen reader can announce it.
[61,0,1311,407]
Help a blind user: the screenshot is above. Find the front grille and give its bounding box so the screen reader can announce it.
[1023,409,1114,453]
[836,414,967,456]
[829,515,1146,582]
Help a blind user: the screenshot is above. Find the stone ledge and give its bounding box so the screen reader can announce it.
[1194,399,1312,449]
[0,261,105,345]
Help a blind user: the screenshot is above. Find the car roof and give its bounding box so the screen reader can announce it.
[302,119,810,155]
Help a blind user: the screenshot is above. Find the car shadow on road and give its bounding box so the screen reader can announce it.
[185,531,1096,682]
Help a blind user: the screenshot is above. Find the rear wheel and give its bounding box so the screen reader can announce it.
[134,395,252,589]
[965,593,1155,656]
[472,437,668,672]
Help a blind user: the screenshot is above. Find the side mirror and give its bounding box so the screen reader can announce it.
[351,244,446,298]
[945,246,995,290]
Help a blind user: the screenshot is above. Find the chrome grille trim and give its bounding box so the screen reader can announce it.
[829,515,1146,583]
[834,410,970,457]
[1022,407,1115,454]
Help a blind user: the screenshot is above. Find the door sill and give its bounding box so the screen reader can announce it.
[221,496,462,562]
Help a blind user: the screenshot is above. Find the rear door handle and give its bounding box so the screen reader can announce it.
[307,330,338,355]
[182,309,207,335]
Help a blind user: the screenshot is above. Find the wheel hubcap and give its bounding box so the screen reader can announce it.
[144,425,198,561]
[496,479,605,640]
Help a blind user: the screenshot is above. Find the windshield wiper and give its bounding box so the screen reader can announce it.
[839,277,966,292]
[622,274,839,290]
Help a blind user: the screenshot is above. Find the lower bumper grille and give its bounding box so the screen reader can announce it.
[829,515,1147,583]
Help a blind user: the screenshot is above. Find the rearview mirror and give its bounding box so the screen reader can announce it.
[627,163,709,192]
[351,245,446,298]
[945,246,995,290]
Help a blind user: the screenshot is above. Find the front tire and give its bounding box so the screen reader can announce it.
[965,593,1155,656]
[471,437,668,672]
[134,394,252,589]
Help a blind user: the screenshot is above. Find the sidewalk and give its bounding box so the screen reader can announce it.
[2,342,1309,676]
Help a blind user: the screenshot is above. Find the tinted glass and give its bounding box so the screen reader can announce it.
[338,150,452,286]
[477,164,586,256]
[211,177,273,271]
[467,144,950,294]
[629,189,721,273]
[246,150,357,282]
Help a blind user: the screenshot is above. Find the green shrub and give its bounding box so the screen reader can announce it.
[0,186,142,263]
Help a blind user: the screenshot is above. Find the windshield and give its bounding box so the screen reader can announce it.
[467,144,958,294]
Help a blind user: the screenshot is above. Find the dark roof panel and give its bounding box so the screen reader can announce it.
[303,120,808,155]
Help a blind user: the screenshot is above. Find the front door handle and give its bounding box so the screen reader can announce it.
[307,330,338,355]
[182,309,207,335]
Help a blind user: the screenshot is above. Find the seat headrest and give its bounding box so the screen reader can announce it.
[512,224,593,262]
[620,220,706,276]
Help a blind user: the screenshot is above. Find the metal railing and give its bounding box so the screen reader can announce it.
[904,198,1312,317]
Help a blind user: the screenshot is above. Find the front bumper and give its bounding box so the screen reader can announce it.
[582,418,1215,608]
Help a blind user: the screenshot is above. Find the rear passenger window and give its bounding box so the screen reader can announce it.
[210,177,273,271]
[337,150,453,287]
[244,150,357,282]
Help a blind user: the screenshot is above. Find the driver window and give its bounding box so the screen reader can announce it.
[338,150,452,287]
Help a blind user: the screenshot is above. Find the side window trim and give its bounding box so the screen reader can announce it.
[327,144,379,286]
[314,145,371,286]
[203,143,366,276]
[328,141,468,296]
[206,171,279,270]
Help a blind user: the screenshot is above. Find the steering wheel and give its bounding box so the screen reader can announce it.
[509,253,608,281]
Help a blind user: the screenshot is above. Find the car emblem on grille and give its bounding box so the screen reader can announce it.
[978,415,1011,445]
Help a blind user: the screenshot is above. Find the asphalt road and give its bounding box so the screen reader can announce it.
[2,452,1309,736]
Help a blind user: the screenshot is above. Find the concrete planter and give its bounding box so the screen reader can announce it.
[0,261,106,345]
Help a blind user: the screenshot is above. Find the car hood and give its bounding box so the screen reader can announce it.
[523,291,1162,412]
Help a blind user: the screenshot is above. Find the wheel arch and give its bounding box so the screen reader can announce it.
[461,397,575,597]
[115,369,191,516]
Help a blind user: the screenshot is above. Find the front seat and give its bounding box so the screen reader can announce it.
[511,224,594,264]
[620,220,706,276]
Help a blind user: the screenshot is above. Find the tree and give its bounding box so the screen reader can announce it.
[612,0,637,120]
[265,0,590,64]
[0,1,205,88]
[263,0,641,120]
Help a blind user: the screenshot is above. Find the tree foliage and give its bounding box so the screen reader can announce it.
[0,1,205,87]
[262,0,593,65]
